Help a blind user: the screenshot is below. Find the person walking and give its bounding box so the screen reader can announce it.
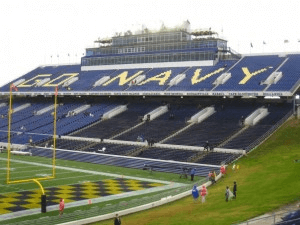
[225,186,230,202]
[233,181,237,199]
[211,170,216,184]
[220,165,226,176]
[200,185,207,203]
[114,214,121,225]
[190,168,196,181]
[208,171,212,182]
[59,198,65,217]
[192,185,199,202]
[225,186,234,202]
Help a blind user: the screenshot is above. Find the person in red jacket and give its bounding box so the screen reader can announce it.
[59,198,65,217]
[220,165,226,176]
[201,185,207,203]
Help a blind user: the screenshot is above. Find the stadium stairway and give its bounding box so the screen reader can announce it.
[217,125,249,148]
[110,121,146,140]
[159,122,195,144]
[187,151,209,163]
[262,57,289,92]
[211,57,244,91]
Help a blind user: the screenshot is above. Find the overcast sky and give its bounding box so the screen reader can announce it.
[1,0,300,87]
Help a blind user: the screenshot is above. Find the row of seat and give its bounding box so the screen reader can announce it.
[27,147,221,176]
[2,54,300,93]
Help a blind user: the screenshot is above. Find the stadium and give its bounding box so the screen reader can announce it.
[1,18,300,225]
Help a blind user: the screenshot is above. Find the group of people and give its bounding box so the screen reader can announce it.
[192,185,208,203]
[225,181,237,201]
[189,165,226,182]
[192,181,237,203]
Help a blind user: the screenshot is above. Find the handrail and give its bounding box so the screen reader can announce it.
[232,209,300,225]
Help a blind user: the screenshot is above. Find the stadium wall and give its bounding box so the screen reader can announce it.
[81,60,215,71]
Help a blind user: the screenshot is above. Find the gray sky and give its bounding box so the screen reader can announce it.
[1,0,300,87]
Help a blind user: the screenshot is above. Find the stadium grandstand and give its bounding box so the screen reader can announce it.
[1,21,300,224]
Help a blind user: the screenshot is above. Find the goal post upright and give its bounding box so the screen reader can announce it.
[53,85,58,178]
[6,85,58,213]
[6,84,13,184]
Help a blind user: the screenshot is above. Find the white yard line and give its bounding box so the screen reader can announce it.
[0,174,110,195]
[0,167,76,176]
[0,170,76,181]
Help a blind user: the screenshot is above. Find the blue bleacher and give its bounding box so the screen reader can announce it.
[27,147,220,176]
[127,67,188,91]
[165,102,258,147]
[267,55,300,92]
[195,152,238,165]
[136,147,199,162]
[74,102,158,139]
[92,69,151,92]
[223,102,292,150]
[69,69,116,91]
[215,56,285,91]
[117,104,199,142]
[168,61,237,92]
[1,54,300,93]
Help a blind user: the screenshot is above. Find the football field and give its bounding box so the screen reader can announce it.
[0,153,189,222]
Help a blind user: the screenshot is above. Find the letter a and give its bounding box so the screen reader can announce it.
[103,71,143,86]
[139,70,172,86]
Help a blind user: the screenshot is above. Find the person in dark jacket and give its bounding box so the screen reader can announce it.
[190,168,196,181]
[204,141,210,152]
[114,214,121,225]
[233,181,237,199]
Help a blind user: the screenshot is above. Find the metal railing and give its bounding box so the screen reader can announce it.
[232,209,300,225]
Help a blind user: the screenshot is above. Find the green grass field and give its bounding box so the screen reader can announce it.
[1,117,299,225]
[91,118,300,225]
[0,152,202,224]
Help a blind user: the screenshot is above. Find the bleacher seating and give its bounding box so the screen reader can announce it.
[136,147,199,162]
[165,102,259,147]
[168,61,236,91]
[223,102,292,150]
[86,143,136,155]
[2,54,300,94]
[280,210,300,224]
[127,67,188,91]
[214,55,286,91]
[26,147,220,176]
[74,102,158,139]
[195,152,238,165]
[267,54,300,92]
[117,104,199,142]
